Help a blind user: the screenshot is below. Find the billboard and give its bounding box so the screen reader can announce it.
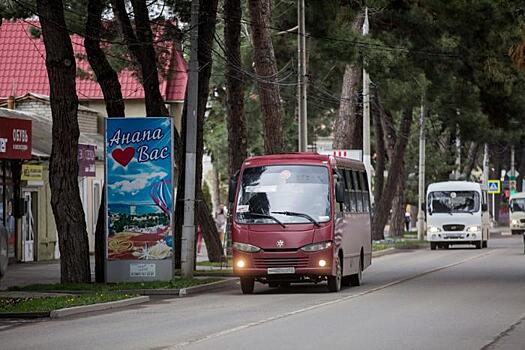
[0,117,32,159]
[105,117,174,281]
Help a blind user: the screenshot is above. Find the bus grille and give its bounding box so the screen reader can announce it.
[443,224,465,231]
[253,257,310,268]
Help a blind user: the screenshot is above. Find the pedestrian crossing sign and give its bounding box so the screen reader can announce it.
[488,180,501,194]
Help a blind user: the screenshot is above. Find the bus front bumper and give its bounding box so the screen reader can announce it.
[427,232,482,242]
[232,250,334,280]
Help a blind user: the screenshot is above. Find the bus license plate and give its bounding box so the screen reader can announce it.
[267,267,295,274]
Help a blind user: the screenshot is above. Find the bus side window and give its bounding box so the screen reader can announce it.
[359,171,370,213]
[344,169,355,213]
[352,170,363,213]
[335,170,345,213]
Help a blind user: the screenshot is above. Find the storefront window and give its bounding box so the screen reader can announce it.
[1,161,16,259]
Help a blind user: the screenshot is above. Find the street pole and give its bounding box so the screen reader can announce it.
[511,146,515,178]
[482,144,489,189]
[297,0,307,152]
[362,7,373,203]
[455,125,461,180]
[181,0,199,278]
[417,95,426,241]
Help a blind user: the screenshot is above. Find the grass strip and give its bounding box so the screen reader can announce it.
[0,293,135,314]
[373,239,427,251]
[9,277,219,292]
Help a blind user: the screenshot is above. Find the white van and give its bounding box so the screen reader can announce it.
[509,192,525,234]
[426,181,489,250]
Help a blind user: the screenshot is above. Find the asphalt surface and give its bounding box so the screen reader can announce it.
[1,236,524,350]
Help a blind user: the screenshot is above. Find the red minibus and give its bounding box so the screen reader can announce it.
[229,153,372,294]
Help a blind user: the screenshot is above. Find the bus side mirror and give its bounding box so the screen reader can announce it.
[228,177,237,204]
[421,202,425,212]
[335,180,345,204]
[482,203,488,212]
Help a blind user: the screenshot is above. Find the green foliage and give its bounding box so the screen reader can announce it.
[0,293,135,314]
[8,278,219,292]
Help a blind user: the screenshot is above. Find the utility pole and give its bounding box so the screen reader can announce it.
[482,144,489,189]
[417,95,426,241]
[181,0,199,278]
[362,7,373,202]
[297,0,307,152]
[455,125,461,180]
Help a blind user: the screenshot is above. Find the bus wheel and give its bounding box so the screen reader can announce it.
[349,257,363,287]
[474,241,482,249]
[327,256,342,292]
[430,242,437,250]
[482,240,488,248]
[240,278,255,294]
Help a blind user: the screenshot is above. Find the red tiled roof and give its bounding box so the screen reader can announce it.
[0,20,187,102]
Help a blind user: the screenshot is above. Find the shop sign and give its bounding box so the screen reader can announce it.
[21,164,43,181]
[0,117,32,159]
[78,144,96,177]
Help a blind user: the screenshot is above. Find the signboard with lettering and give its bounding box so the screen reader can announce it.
[21,164,43,181]
[105,117,174,282]
[78,144,96,177]
[0,117,32,159]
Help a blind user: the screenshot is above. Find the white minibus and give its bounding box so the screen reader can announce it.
[426,181,489,249]
[509,192,525,235]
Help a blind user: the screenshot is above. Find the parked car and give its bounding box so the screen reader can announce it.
[0,223,8,279]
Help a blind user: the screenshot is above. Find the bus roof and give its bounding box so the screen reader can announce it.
[427,181,482,193]
[242,152,365,170]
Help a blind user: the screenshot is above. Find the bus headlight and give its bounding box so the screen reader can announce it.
[428,226,442,233]
[512,219,519,225]
[466,226,481,233]
[233,242,261,253]
[300,241,332,252]
[236,259,246,268]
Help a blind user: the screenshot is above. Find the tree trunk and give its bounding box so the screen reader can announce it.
[37,0,91,283]
[372,108,414,240]
[224,0,248,176]
[332,15,363,150]
[195,0,224,262]
[114,0,170,116]
[247,0,284,154]
[114,0,223,266]
[333,64,362,149]
[389,165,406,237]
[372,103,386,204]
[462,142,480,180]
[85,0,126,282]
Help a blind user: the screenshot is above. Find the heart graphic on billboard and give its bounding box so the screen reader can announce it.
[112,147,135,167]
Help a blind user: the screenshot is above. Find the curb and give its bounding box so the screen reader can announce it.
[126,279,237,297]
[49,296,150,319]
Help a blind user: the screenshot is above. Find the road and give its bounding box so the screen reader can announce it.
[1,236,525,350]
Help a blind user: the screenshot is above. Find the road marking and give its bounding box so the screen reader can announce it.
[168,250,495,349]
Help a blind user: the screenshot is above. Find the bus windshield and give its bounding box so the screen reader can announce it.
[511,198,525,212]
[236,165,331,225]
[428,191,480,214]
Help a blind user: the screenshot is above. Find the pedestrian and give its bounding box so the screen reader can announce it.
[215,205,226,243]
[404,210,411,232]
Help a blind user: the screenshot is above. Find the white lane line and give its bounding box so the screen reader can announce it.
[168,250,495,349]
